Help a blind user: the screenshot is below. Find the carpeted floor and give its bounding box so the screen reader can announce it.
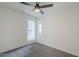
[0,42,76,57]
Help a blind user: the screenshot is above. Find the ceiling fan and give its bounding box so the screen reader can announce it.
[20,2,53,14]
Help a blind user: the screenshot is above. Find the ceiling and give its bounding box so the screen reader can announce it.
[0,2,79,17]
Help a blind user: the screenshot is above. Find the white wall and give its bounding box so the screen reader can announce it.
[37,3,79,56]
[0,7,28,53]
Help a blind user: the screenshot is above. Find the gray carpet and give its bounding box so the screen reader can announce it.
[0,42,76,57]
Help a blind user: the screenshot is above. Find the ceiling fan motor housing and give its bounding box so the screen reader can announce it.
[35,2,40,9]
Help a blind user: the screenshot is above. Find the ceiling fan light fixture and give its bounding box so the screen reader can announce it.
[35,8,40,12]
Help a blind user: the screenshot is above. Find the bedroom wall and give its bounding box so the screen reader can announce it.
[37,3,79,56]
[0,7,29,53]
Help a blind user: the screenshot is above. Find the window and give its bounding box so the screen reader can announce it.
[27,20,35,41]
[38,23,42,34]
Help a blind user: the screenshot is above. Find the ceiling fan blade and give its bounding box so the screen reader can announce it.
[20,2,34,6]
[40,4,53,8]
[40,10,44,14]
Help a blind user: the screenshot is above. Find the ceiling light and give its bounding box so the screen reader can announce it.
[35,8,40,12]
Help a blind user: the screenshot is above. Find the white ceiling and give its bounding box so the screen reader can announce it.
[0,2,79,17]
